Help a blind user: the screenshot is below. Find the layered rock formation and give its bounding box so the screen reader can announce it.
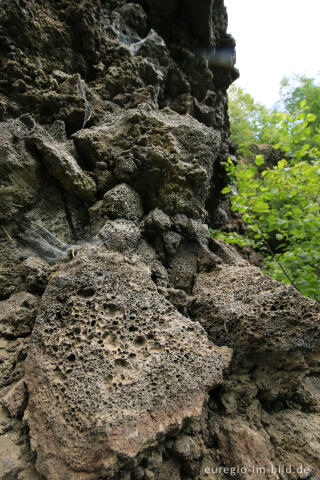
[0,1,319,480]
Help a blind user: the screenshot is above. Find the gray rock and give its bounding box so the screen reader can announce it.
[0,239,23,300]
[0,117,42,222]
[192,264,320,356]
[48,120,67,143]
[134,239,169,287]
[131,29,170,69]
[73,107,221,219]
[1,0,319,478]
[163,231,182,256]
[110,3,147,43]
[22,256,50,294]
[0,116,93,248]
[96,219,141,254]
[143,208,172,233]
[173,434,202,460]
[90,184,144,233]
[168,242,198,292]
[103,183,144,222]
[114,152,138,181]
[117,3,147,38]
[95,167,116,196]
[27,134,96,203]
[187,219,209,246]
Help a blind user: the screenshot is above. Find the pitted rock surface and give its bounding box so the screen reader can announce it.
[73,105,221,219]
[191,264,320,356]
[90,183,144,233]
[0,292,39,338]
[25,245,225,480]
[190,262,320,479]
[1,0,320,479]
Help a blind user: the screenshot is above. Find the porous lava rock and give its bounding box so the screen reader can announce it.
[25,245,226,480]
[0,0,319,479]
[191,261,320,479]
[73,105,221,219]
[191,264,320,357]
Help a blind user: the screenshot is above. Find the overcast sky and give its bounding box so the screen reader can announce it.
[224,0,320,107]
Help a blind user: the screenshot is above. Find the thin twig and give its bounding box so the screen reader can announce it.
[263,239,300,292]
[1,226,13,241]
[255,219,300,292]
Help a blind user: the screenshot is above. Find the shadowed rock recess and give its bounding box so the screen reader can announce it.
[0,1,319,480]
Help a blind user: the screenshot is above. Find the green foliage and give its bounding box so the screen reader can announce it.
[272,106,320,157]
[279,74,320,131]
[212,106,320,300]
[228,85,282,152]
[228,85,257,147]
[212,230,252,247]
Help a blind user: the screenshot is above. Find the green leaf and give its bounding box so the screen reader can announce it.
[307,113,317,122]
[255,155,265,166]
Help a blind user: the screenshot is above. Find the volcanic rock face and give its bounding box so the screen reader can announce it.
[0,1,320,480]
[26,246,225,479]
[73,106,222,219]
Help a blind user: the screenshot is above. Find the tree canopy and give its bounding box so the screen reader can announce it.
[212,75,320,300]
[279,74,320,123]
[228,85,281,150]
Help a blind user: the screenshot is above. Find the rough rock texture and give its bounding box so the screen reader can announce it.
[191,263,320,479]
[25,245,226,479]
[73,106,221,220]
[1,1,320,480]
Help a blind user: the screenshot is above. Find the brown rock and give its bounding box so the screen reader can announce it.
[216,420,276,480]
[25,245,226,479]
[0,292,39,338]
[191,264,320,357]
[264,410,320,476]
[2,379,28,418]
[0,430,23,479]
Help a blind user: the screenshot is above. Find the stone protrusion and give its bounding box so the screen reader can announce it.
[25,245,226,479]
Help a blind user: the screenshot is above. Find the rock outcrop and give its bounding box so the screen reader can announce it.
[0,1,319,480]
[25,245,227,479]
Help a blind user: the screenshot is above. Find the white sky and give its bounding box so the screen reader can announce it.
[224,0,320,107]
